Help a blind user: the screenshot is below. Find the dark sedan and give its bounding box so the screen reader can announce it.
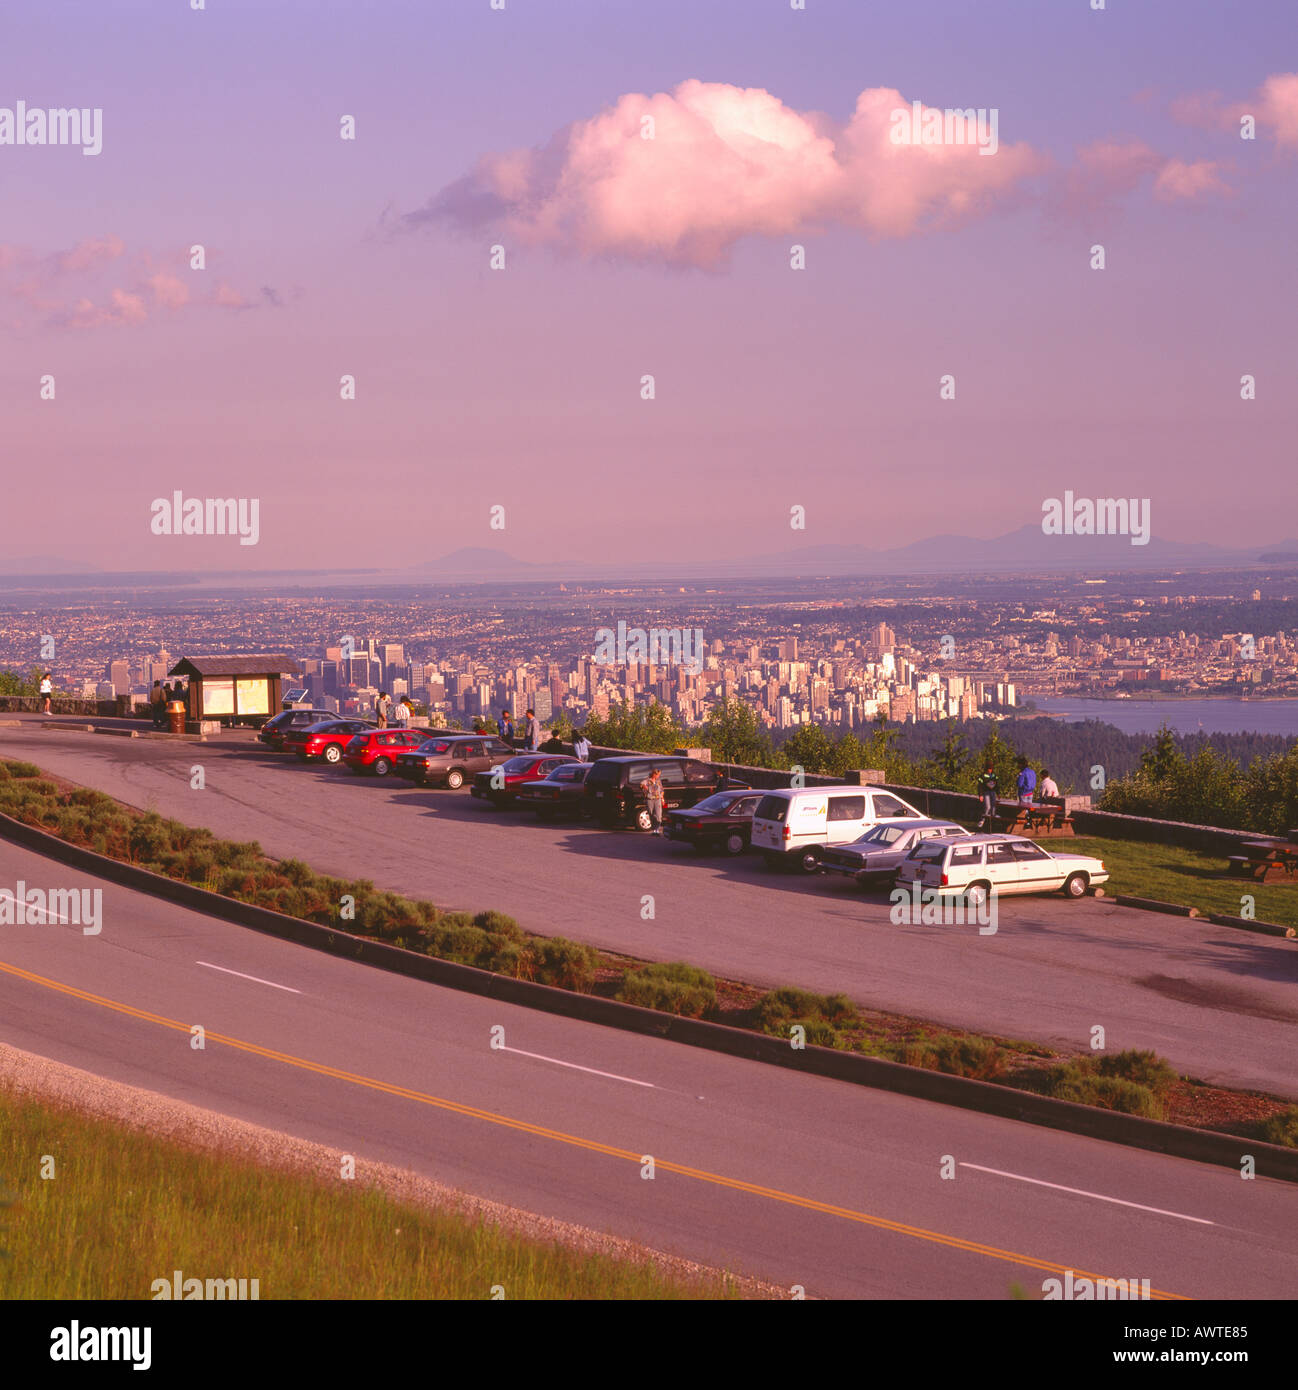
[471,753,577,807]
[257,708,336,751]
[515,761,594,817]
[664,789,763,856]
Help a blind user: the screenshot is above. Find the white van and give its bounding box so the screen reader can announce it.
[750,785,926,872]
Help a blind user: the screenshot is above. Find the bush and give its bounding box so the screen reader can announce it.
[1026,1059,1165,1119]
[903,1033,1008,1081]
[1,761,41,778]
[1095,1049,1177,1095]
[754,987,858,1033]
[617,961,716,1017]
[531,937,599,992]
[1258,1106,1298,1148]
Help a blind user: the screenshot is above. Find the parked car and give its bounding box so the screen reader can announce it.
[749,785,926,873]
[392,733,515,788]
[894,833,1109,906]
[583,755,733,830]
[515,762,594,817]
[284,718,376,764]
[818,819,966,887]
[257,708,337,751]
[341,727,430,777]
[664,790,763,856]
[471,753,577,807]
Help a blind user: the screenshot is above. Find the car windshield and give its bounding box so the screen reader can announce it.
[550,766,588,782]
[694,792,737,813]
[754,794,788,822]
[910,842,949,862]
[417,740,451,754]
[501,757,536,773]
[855,824,905,846]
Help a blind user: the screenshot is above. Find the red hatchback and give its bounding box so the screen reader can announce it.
[470,753,577,807]
[341,728,428,776]
[285,718,376,765]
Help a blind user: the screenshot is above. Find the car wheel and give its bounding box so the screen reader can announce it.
[372,757,391,777]
[446,768,464,789]
[635,808,653,832]
[324,745,342,764]
[797,848,820,874]
[1063,872,1089,899]
[964,881,991,910]
[724,831,746,856]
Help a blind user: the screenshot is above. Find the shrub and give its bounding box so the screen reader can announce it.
[1026,1059,1165,1119]
[1258,1106,1298,1148]
[528,937,598,992]
[753,987,858,1034]
[617,961,716,1017]
[903,1033,1008,1081]
[2,761,41,778]
[1095,1049,1177,1096]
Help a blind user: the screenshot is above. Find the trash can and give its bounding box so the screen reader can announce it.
[166,701,187,735]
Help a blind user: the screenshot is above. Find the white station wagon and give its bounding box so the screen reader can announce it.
[894,833,1109,906]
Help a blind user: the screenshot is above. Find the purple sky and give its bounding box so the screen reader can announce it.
[2,0,1295,572]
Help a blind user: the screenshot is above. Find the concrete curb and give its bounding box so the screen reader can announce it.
[1116,894,1202,918]
[1,808,1295,1182]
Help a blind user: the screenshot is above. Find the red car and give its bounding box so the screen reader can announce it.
[470,753,577,807]
[341,728,429,776]
[284,718,376,765]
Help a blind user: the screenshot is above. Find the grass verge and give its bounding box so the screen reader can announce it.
[0,1085,740,1299]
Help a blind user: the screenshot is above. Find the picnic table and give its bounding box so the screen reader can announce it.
[996,798,1075,838]
[1225,838,1298,884]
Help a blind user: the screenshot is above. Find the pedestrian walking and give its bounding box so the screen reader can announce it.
[573,729,591,762]
[975,764,998,830]
[640,767,665,834]
[39,671,53,716]
[524,708,541,751]
[1016,758,1037,805]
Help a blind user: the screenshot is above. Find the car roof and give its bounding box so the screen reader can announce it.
[878,818,963,830]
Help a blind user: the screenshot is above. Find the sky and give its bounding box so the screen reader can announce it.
[1,0,1295,573]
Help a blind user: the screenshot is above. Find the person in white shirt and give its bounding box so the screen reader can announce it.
[393,698,411,726]
[39,672,53,715]
[573,731,591,762]
[1039,770,1060,799]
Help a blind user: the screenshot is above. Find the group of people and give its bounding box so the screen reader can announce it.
[975,759,1060,830]
[494,709,592,762]
[148,679,187,728]
[373,692,414,727]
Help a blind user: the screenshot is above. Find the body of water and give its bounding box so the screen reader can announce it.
[1032,697,1298,737]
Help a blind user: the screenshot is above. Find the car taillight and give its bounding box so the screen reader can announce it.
[782,826,791,840]
[940,874,948,885]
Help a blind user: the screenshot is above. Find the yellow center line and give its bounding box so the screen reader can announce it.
[0,959,1189,1298]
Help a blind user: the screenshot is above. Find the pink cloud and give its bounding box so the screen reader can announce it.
[1170,71,1298,148]
[0,237,280,328]
[1153,158,1229,201]
[407,80,1047,267]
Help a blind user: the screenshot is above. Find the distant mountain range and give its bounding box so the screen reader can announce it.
[5,530,1297,590]
[415,528,1298,580]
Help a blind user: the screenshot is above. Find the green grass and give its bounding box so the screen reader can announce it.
[0,1089,740,1299]
[1064,835,1298,928]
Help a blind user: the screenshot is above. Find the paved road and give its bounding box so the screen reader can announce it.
[3,721,1297,1100]
[1,836,1294,1299]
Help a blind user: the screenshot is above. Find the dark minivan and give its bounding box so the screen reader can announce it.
[583,755,732,830]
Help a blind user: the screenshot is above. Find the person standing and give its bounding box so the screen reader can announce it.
[1039,769,1059,800]
[1016,758,1037,805]
[393,697,411,727]
[39,671,53,716]
[375,692,390,728]
[573,729,591,762]
[150,680,166,728]
[975,763,998,830]
[640,768,665,834]
[524,708,540,751]
[497,709,513,743]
